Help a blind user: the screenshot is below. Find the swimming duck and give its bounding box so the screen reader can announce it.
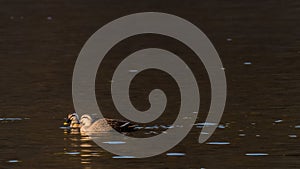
[64,113,137,133]
[64,113,80,128]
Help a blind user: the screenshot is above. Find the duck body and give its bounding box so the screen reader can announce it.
[65,113,137,133]
[65,113,80,128]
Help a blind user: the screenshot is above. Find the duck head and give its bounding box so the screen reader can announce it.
[80,114,93,127]
[65,113,80,128]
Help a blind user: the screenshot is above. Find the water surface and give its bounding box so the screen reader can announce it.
[0,0,300,168]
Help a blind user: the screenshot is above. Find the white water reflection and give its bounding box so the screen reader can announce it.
[245,153,269,156]
[166,153,186,157]
[103,141,126,145]
[206,142,230,145]
[7,159,21,163]
[112,156,136,159]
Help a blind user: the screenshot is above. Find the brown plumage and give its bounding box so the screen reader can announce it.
[65,113,137,133]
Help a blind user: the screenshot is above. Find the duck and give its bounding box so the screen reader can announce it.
[64,113,137,133]
[64,113,80,128]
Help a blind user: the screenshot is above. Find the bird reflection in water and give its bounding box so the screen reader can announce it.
[62,113,137,168]
[62,126,104,168]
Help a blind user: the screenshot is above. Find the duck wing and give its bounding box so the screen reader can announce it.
[86,118,112,132]
[82,118,137,134]
[105,118,137,132]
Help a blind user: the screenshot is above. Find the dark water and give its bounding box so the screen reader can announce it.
[0,0,300,168]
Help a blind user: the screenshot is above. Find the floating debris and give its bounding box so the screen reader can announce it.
[102,141,126,145]
[206,142,230,145]
[239,134,246,137]
[166,153,186,157]
[113,156,136,159]
[226,38,232,42]
[245,153,269,156]
[47,16,53,20]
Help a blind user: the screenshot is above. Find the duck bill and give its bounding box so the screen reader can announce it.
[63,118,71,126]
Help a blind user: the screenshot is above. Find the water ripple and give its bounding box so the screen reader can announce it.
[245,153,269,156]
[206,142,230,145]
[166,153,186,157]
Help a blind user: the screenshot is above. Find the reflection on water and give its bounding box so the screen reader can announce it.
[63,128,94,167]
[102,141,126,145]
[62,122,232,166]
[7,159,22,163]
[166,153,186,157]
[1,111,300,168]
[288,135,297,138]
[0,117,23,121]
[245,153,269,157]
[206,142,230,145]
[112,156,136,159]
